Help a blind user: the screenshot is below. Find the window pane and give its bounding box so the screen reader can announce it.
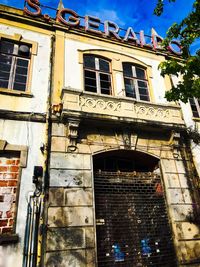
[15,65,28,75]
[0,80,9,88]
[136,67,146,79]
[13,81,27,91]
[84,55,96,69]
[15,59,29,77]
[99,58,110,72]
[85,70,97,92]
[0,71,10,81]
[138,80,149,101]
[138,88,149,101]
[140,94,149,101]
[138,88,148,95]
[124,78,136,98]
[0,40,14,54]
[190,98,200,118]
[12,58,28,91]
[100,73,110,82]
[137,80,147,88]
[123,63,133,77]
[100,73,111,95]
[0,55,12,72]
[0,54,12,89]
[17,58,29,67]
[0,42,30,92]
[14,74,27,83]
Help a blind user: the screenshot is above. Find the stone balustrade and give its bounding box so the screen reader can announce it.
[61,88,184,127]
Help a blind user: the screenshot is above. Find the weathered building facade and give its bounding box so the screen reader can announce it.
[0,4,52,267]
[0,2,200,267]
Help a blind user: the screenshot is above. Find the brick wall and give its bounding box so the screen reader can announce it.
[0,153,20,235]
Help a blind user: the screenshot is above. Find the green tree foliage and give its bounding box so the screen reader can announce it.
[154,0,200,103]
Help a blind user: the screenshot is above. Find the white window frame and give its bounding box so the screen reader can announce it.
[0,40,31,92]
[84,55,112,95]
[123,63,150,102]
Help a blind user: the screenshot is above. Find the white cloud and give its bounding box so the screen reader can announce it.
[86,9,126,27]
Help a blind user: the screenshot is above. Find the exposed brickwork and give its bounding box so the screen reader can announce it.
[0,154,20,234]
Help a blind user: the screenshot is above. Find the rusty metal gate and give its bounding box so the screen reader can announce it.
[94,171,177,267]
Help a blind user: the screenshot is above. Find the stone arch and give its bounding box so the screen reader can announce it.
[92,148,177,267]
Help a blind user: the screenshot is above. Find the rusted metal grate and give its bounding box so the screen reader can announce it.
[94,171,177,267]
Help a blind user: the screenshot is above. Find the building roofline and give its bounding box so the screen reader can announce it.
[0,4,182,59]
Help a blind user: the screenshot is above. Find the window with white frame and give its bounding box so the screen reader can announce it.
[123,63,150,101]
[189,98,200,118]
[0,39,31,92]
[84,55,112,95]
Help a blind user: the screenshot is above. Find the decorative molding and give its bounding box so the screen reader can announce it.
[79,94,182,122]
[80,97,121,112]
[62,89,184,126]
[67,119,80,152]
[135,105,170,118]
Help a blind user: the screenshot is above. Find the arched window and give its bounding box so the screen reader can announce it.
[123,63,150,101]
[84,55,112,95]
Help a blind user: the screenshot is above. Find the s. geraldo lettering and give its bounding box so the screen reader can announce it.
[24,0,182,55]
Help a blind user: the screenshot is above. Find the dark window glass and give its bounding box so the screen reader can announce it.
[99,58,110,72]
[0,80,9,88]
[84,55,112,95]
[137,80,147,88]
[100,73,111,95]
[136,67,145,79]
[190,98,200,118]
[85,70,97,92]
[123,63,149,101]
[123,63,133,77]
[0,40,30,91]
[84,55,95,69]
[0,41,14,54]
[124,78,136,98]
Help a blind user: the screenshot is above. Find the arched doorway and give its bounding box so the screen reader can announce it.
[93,150,177,267]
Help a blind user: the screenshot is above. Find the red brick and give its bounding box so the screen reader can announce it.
[0,219,8,227]
[4,173,17,180]
[15,160,20,166]
[0,166,7,172]
[6,211,13,218]
[7,180,17,186]
[6,160,16,165]
[0,180,7,187]
[9,219,14,226]
[9,166,19,172]
[2,227,12,234]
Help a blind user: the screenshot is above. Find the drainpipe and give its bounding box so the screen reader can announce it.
[36,34,55,267]
[23,34,54,267]
[23,200,32,267]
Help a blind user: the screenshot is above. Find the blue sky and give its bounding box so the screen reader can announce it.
[1,0,198,53]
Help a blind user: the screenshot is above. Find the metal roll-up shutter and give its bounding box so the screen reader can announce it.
[94,171,177,267]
